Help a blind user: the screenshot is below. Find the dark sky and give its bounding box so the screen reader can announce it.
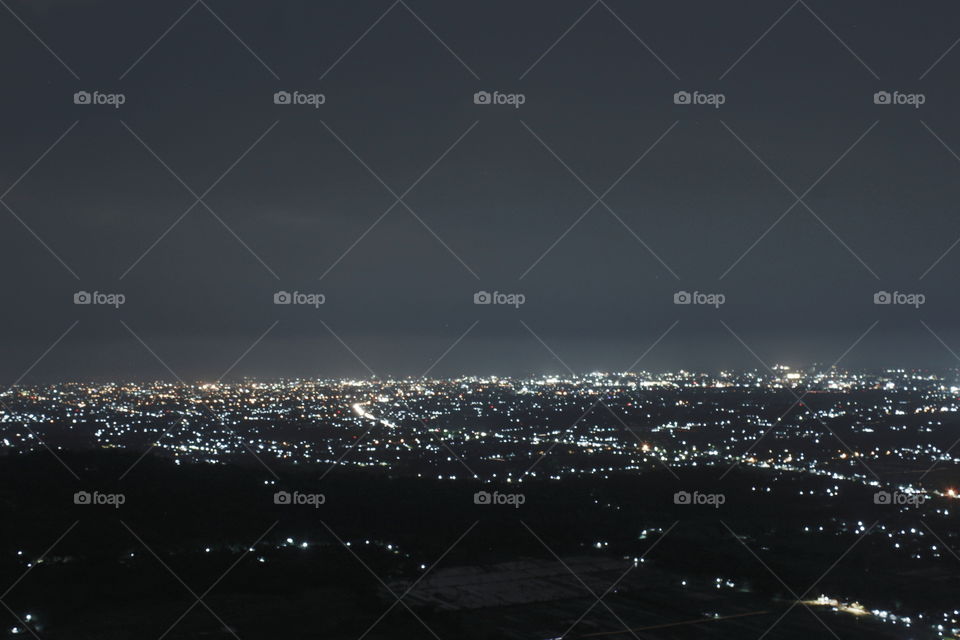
[2,0,960,382]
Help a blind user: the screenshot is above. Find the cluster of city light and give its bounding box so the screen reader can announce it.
[0,371,958,486]
[803,595,960,637]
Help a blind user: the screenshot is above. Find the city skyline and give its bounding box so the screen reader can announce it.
[3,365,959,638]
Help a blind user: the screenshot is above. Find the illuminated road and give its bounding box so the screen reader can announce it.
[578,610,771,637]
[352,402,398,429]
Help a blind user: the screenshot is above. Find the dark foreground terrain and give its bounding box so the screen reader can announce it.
[0,450,957,639]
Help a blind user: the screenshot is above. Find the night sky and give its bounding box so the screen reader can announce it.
[2,0,960,381]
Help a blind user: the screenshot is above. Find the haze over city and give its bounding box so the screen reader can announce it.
[3,1,960,380]
[2,1,960,639]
